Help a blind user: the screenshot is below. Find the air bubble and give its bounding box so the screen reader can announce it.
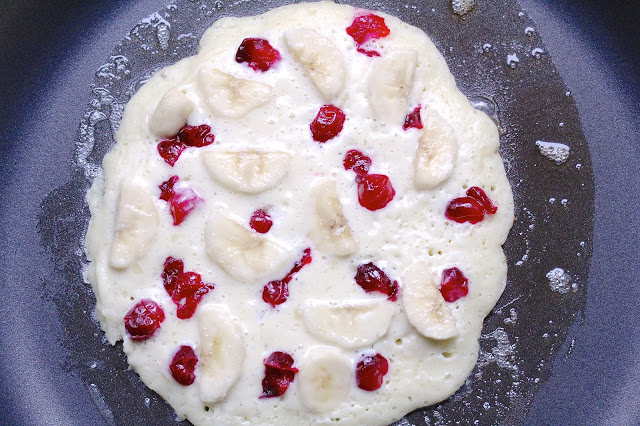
[451,0,476,15]
[506,54,520,68]
[531,48,544,59]
[482,43,492,52]
[546,268,571,294]
[536,141,570,165]
[524,27,534,36]
[468,94,501,128]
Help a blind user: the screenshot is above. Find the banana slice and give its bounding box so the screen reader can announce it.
[202,149,292,194]
[149,87,194,138]
[205,213,291,282]
[309,179,358,256]
[198,67,273,118]
[109,180,158,269]
[302,299,395,349]
[298,346,352,412]
[368,50,418,126]
[413,109,458,189]
[402,262,458,340]
[284,28,346,101]
[197,304,246,403]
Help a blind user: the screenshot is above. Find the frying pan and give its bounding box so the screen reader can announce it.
[0,0,638,424]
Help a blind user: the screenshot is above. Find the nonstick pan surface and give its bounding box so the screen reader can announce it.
[0,0,638,424]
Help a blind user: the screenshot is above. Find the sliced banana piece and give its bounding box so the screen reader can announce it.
[149,87,194,138]
[109,180,158,269]
[302,299,395,349]
[198,67,272,118]
[414,109,458,189]
[205,213,291,283]
[202,149,292,194]
[402,262,458,340]
[309,179,358,256]
[368,50,418,126]
[284,28,346,101]
[197,304,246,403]
[298,346,352,412]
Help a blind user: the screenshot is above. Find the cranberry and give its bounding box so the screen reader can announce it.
[357,173,395,211]
[445,196,486,224]
[260,351,298,398]
[346,14,390,46]
[354,262,398,301]
[356,47,381,57]
[403,105,423,131]
[466,186,498,214]
[250,209,273,234]
[310,105,346,143]
[343,150,372,177]
[168,187,203,226]
[162,257,215,319]
[159,175,179,202]
[170,345,198,386]
[440,267,469,302]
[157,124,214,166]
[262,248,312,307]
[235,38,282,72]
[124,299,165,341]
[355,352,389,391]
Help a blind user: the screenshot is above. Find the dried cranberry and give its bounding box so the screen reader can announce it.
[343,149,372,177]
[346,14,390,45]
[356,47,381,57]
[170,345,198,386]
[310,105,346,143]
[162,257,215,319]
[124,299,165,341]
[466,186,497,214]
[159,175,179,201]
[354,262,398,301]
[357,173,395,211]
[260,351,298,398]
[355,352,389,391]
[403,105,423,131]
[262,248,312,307]
[445,196,486,224]
[440,267,469,302]
[168,187,203,226]
[235,38,282,72]
[250,209,273,234]
[157,124,214,166]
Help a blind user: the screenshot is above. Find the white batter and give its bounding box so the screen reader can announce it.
[84,2,515,425]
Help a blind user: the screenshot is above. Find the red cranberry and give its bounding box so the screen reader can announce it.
[355,352,389,391]
[168,187,203,226]
[343,150,372,177]
[440,267,469,302]
[357,173,395,211]
[262,248,312,307]
[159,175,179,201]
[354,262,398,301]
[170,345,198,386]
[466,186,497,214]
[310,105,346,143]
[124,299,165,341]
[445,196,486,224]
[235,38,282,72]
[403,105,423,131]
[260,351,298,398]
[250,209,273,234]
[346,14,390,45]
[356,47,381,57]
[162,257,215,319]
[157,124,214,166]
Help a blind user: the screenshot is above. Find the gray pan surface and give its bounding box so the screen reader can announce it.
[0,0,638,424]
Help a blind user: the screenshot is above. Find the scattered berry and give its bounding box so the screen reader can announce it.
[343,150,372,177]
[157,124,214,166]
[403,105,423,131]
[235,38,282,72]
[357,173,395,211]
[354,262,398,301]
[124,299,165,341]
[440,267,469,302]
[158,175,179,201]
[445,187,497,224]
[310,105,346,143]
[260,351,298,398]
[250,209,273,234]
[170,345,198,386]
[346,14,390,57]
[262,248,312,307]
[355,352,389,391]
[466,186,498,214]
[158,176,203,226]
[162,257,215,319]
